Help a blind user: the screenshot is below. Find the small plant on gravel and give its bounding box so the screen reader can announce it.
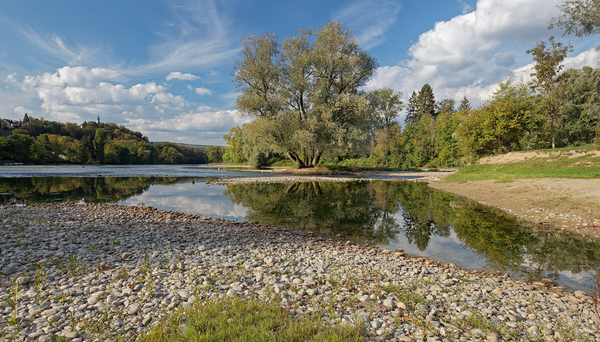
[4,280,22,341]
[141,295,365,342]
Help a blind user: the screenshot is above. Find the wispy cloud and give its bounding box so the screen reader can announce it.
[130,0,240,75]
[19,27,110,68]
[332,0,400,49]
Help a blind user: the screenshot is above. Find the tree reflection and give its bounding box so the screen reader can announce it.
[225,180,600,285]
[0,177,194,205]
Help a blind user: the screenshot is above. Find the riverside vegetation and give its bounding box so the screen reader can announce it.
[1,203,599,342]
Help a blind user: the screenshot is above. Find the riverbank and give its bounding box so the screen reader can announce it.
[429,178,600,239]
[1,204,598,341]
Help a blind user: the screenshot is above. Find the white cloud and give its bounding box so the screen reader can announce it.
[332,0,401,49]
[166,71,200,81]
[366,0,600,106]
[125,107,250,144]
[14,106,28,115]
[195,87,212,95]
[18,66,186,123]
[6,73,17,83]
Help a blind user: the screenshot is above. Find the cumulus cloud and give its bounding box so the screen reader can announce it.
[195,87,212,95]
[19,66,186,123]
[332,0,401,49]
[166,72,200,81]
[366,0,599,106]
[125,107,250,144]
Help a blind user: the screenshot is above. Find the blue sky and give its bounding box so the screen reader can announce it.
[1,0,598,145]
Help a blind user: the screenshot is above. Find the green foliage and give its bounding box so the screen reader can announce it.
[456,79,540,157]
[527,36,573,148]
[142,296,365,342]
[233,21,377,168]
[222,126,246,164]
[550,0,600,48]
[0,115,208,164]
[367,88,403,130]
[556,66,600,145]
[204,145,226,163]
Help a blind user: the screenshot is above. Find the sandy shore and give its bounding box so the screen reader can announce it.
[429,178,600,239]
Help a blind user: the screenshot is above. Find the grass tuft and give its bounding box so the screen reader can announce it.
[142,296,365,342]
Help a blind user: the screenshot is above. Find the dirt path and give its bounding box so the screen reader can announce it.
[429,178,600,238]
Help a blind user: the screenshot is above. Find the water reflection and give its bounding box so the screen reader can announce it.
[225,181,600,291]
[0,177,598,292]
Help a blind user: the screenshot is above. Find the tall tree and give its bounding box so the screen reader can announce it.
[457,96,472,113]
[550,0,600,48]
[367,88,403,130]
[23,113,30,123]
[527,36,573,148]
[416,84,437,119]
[437,98,456,114]
[233,21,377,168]
[404,91,419,126]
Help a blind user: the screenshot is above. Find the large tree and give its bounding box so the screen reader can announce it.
[527,36,573,148]
[233,22,377,168]
[367,88,403,130]
[550,0,600,48]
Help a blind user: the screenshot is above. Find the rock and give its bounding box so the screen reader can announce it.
[121,252,133,259]
[178,290,191,299]
[127,303,140,315]
[491,288,503,296]
[383,299,395,308]
[16,277,30,285]
[88,296,99,305]
[573,290,587,299]
[63,331,79,338]
[486,332,499,342]
[481,308,493,315]
[142,315,152,326]
[397,302,407,310]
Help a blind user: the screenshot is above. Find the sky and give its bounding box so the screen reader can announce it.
[1,0,599,145]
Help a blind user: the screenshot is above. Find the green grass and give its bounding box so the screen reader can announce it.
[447,150,600,182]
[142,296,365,342]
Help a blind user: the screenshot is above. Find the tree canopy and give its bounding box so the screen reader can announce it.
[527,36,573,148]
[550,0,600,48]
[233,21,377,168]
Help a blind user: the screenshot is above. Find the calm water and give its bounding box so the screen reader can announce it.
[0,169,598,293]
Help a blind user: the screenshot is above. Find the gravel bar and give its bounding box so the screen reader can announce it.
[1,204,599,341]
[209,176,397,185]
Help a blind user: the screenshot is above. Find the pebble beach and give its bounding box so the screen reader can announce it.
[1,203,599,341]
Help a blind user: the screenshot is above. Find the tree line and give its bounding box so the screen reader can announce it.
[0,115,226,164]
[224,8,600,168]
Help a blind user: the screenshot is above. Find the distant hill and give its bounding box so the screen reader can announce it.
[152,142,220,150]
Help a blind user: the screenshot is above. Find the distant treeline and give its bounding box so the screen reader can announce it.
[0,115,226,164]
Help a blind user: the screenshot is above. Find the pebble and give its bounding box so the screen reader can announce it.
[0,203,598,342]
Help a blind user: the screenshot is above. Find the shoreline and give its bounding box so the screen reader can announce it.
[428,178,600,239]
[1,204,598,341]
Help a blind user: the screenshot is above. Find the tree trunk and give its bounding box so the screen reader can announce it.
[551,114,556,149]
[311,150,322,167]
[286,152,306,168]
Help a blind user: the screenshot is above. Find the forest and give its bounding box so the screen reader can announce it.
[225,20,599,169]
[0,115,226,164]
